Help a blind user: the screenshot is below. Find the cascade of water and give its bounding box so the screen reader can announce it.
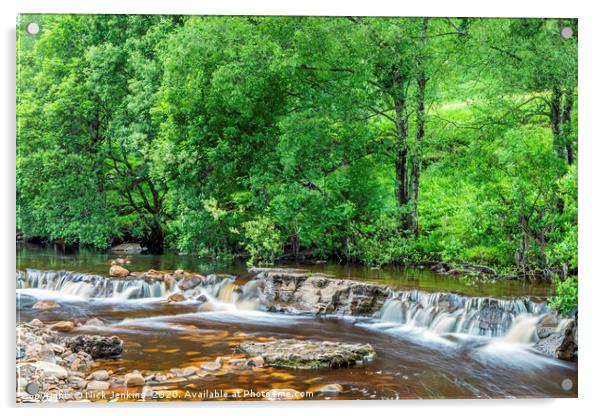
[377,289,548,338]
[17,269,170,301]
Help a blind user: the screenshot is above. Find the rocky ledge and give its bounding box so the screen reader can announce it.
[236,339,375,369]
[250,268,390,315]
[533,314,578,360]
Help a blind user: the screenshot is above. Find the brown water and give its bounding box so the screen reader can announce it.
[16,244,577,401]
[17,243,553,298]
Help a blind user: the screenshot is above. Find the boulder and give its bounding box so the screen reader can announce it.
[50,321,75,333]
[124,372,145,386]
[236,339,375,369]
[178,274,204,290]
[252,268,390,315]
[164,275,176,291]
[167,293,187,303]
[534,319,578,360]
[144,269,164,280]
[63,335,123,358]
[109,265,129,278]
[32,300,60,310]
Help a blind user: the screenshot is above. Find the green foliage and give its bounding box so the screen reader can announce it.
[17,14,577,296]
[549,276,578,315]
[242,216,282,265]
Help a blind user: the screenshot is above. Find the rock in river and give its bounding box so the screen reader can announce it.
[534,317,578,360]
[178,274,204,290]
[50,321,75,333]
[124,372,145,386]
[236,339,375,369]
[86,380,111,391]
[167,293,187,303]
[109,265,130,278]
[63,335,124,358]
[250,268,390,315]
[87,370,110,381]
[32,300,60,310]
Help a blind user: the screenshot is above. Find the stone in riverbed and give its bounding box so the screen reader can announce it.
[247,356,265,367]
[200,357,223,371]
[167,292,187,303]
[178,274,204,290]
[29,318,45,327]
[236,339,375,369]
[84,317,105,327]
[144,269,165,280]
[86,380,111,390]
[534,318,578,360]
[110,243,144,254]
[32,300,60,310]
[50,321,75,333]
[31,361,68,379]
[308,383,344,394]
[87,370,110,381]
[109,265,129,278]
[124,372,145,386]
[63,335,124,358]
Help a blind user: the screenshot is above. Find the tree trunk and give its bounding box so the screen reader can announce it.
[390,73,411,228]
[143,217,164,254]
[409,17,429,236]
[562,91,574,165]
[550,85,567,163]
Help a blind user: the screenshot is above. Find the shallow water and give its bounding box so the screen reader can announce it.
[16,244,576,401]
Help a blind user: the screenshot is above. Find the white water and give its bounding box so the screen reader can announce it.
[17,268,561,349]
[376,289,548,339]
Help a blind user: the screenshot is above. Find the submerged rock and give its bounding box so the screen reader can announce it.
[84,317,105,327]
[167,293,187,303]
[32,300,60,310]
[63,335,124,358]
[308,383,344,394]
[109,265,130,278]
[236,339,375,369]
[110,243,144,254]
[50,321,75,333]
[199,357,223,371]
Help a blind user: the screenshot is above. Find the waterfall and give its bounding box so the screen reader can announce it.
[376,289,548,338]
[17,269,171,301]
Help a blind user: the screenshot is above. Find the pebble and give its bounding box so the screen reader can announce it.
[86,380,111,390]
[87,370,110,381]
[124,372,145,386]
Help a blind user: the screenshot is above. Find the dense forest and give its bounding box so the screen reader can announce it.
[16,15,577,309]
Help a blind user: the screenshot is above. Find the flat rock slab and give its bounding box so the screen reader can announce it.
[236,339,375,369]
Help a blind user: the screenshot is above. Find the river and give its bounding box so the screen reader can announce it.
[16,244,577,400]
